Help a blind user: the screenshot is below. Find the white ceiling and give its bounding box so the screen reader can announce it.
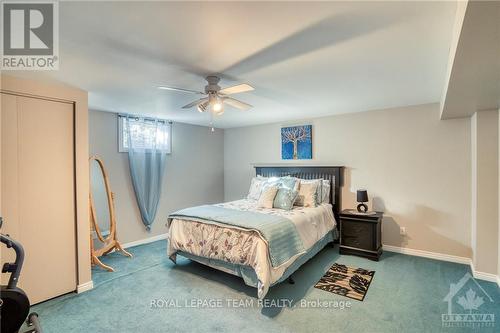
[14,1,457,128]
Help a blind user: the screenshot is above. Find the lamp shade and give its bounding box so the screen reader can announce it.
[357,190,368,203]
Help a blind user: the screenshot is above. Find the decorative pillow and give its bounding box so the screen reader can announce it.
[295,179,323,206]
[295,181,320,207]
[273,188,299,210]
[247,176,267,200]
[321,179,331,204]
[315,179,324,205]
[257,186,279,208]
[279,176,299,191]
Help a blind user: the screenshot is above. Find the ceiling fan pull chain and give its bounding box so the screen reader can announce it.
[209,111,215,133]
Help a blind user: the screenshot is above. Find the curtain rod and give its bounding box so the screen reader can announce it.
[118,113,172,124]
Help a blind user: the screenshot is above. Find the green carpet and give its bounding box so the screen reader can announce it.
[32,240,499,333]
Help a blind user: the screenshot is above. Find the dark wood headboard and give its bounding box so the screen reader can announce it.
[254,166,344,222]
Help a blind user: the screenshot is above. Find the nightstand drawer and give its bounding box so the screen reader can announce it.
[341,220,374,250]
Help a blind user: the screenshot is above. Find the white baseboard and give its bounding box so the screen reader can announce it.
[121,233,167,249]
[472,270,498,283]
[77,280,94,293]
[383,244,471,265]
[383,245,500,285]
[470,261,499,284]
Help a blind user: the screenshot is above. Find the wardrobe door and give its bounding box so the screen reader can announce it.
[0,93,19,285]
[1,94,77,303]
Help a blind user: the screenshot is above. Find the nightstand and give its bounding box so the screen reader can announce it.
[339,210,383,261]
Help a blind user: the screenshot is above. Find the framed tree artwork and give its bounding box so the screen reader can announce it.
[281,125,312,160]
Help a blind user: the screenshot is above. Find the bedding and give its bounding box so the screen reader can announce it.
[295,180,321,207]
[178,231,334,290]
[247,176,299,202]
[257,185,279,208]
[168,203,305,267]
[279,176,299,191]
[247,176,267,200]
[321,179,331,204]
[273,187,298,210]
[167,199,336,298]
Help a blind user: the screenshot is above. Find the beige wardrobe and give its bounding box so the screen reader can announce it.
[0,75,91,304]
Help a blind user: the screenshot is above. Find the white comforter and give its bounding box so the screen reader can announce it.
[167,199,336,298]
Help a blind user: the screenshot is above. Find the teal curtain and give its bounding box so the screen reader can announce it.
[124,116,168,231]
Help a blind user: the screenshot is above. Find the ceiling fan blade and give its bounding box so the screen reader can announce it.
[219,83,254,95]
[197,101,209,112]
[223,97,253,111]
[158,86,205,95]
[182,97,209,109]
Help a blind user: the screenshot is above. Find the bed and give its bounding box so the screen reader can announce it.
[166,166,344,298]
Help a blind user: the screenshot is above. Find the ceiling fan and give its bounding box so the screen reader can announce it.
[158,75,254,115]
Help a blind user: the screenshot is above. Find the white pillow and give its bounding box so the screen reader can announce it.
[295,180,321,207]
[257,186,279,208]
[247,176,267,200]
[321,179,331,204]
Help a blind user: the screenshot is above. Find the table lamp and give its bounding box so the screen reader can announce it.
[357,190,369,213]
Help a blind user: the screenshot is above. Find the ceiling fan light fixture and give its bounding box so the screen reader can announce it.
[212,101,222,112]
[214,105,224,115]
[208,92,223,113]
[158,76,253,116]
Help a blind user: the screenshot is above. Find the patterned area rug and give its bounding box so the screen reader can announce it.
[314,263,375,301]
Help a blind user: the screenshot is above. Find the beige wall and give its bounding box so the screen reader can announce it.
[89,110,224,243]
[471,110,499,275]
[224,103,472,258]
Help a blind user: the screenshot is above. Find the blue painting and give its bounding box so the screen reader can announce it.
[281,125,312,160]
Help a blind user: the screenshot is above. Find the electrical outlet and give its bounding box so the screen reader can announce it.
[400,227,407,236]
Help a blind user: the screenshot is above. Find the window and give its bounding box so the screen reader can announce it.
[118,115,171,153]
